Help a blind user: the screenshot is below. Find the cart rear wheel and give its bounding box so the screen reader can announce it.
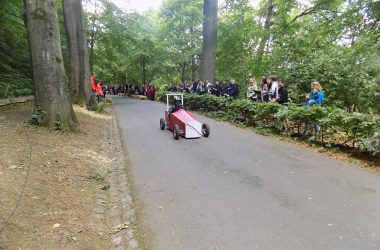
[160,118,165,130]
[202,123,210,137]
[173,125,180,140]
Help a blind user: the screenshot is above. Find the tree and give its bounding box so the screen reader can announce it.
[200,0,218,81]
[159,0,203,82]
[256,0,273,65]
[23,0,77,130]
[62,0,93,106]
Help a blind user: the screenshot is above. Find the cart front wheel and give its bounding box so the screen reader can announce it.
[202,123,210,137]
[173,125,180,140]
[160,118,165,130]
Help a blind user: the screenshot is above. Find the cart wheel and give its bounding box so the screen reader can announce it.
[173,125,180,140]
[160,118,165,130]
[202,123,210,137]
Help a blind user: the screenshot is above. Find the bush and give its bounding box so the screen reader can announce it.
[28,105,45,126]
[0,74,33,98]
[53,113,63,131]
[96,102,105,113]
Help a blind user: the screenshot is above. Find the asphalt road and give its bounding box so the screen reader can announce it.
[112,96,380,250]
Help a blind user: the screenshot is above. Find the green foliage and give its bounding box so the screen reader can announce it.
[28,105,46,126]
[361,131,380,156]
[180,94,380,155]
[0,74,33,98]
[0,1,32,98]
[96,102,105,113]
[81,0,379,114]
[53,113,64,131]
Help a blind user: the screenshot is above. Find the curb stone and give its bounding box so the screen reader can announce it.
[99,107,141,250]
[0,96,34,107]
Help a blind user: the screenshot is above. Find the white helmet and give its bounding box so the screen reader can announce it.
[174,95,181,101]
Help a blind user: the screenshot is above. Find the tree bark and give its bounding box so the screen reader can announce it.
[142,56,146,85]
[181,62,186,83]
[23,0,77,130]
[89,0,97,74]
[191,55,196,81]
[256,0,273,65]
[62,0,92,106]
[189,26,196,81]
[200,0,218,81]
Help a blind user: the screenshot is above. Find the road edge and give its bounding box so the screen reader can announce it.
[110,103,150,249]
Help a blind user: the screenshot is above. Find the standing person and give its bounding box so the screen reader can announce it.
[191,81,198,94]
[260,77,269,102]
[151,85,156,101]
[90,73,96,95]
[228,79,239,98]
[95,81,103,102]
[278,80,289,131]
[102,85,107,99]
[247,78,259,101]
[197,81,204,94]
[268,75,279,102]
[303,81,324,138]
[206,80,213,94]
[277,80,288,105]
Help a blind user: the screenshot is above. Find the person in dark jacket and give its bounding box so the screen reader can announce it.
[277,80,288,105]
[228,79,239,98]
[277,80,289,131]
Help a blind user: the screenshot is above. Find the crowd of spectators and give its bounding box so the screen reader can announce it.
[246,75,289,105]
[168,79,239,98]
[167,75,324,137]
[90,74,156,101]
[102,84,156,100]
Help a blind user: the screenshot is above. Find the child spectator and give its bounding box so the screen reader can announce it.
[247,78,259,101]
[303,81,324,138]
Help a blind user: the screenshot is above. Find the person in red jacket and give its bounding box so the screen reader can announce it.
[91,74,96,94]
[95,81,103,102]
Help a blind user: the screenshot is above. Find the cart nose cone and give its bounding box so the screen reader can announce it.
[185,120,202,138]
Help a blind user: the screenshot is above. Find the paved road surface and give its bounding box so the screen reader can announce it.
[112,96,380,250]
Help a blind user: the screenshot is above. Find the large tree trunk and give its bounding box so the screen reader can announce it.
[256,0,273,65]
[62,0,92,106]
[23,0,77,130]
[181,62,186,83]
[142,56,146,85]
[89,0,97,73]
[189,26,196,81]
[191,55,196,81]
[200,0,218,81]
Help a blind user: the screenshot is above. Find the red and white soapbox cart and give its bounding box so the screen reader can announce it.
[160,94,210,140]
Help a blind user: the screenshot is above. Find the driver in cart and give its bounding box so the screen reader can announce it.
[168,95,184,117]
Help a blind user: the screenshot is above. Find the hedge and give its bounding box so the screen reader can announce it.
[163,94,380,155]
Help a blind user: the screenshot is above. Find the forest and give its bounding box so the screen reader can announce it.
[1,0,379,113]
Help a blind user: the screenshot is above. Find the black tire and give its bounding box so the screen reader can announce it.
[160,118,165,130]
[173,124,180,140]
[202,123,210,137]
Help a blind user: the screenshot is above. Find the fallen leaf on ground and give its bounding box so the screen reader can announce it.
[109,223,129,234]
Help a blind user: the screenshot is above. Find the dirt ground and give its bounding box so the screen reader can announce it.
[0,103,134,249]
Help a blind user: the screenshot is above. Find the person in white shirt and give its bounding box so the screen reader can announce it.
[268,75,279,102]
